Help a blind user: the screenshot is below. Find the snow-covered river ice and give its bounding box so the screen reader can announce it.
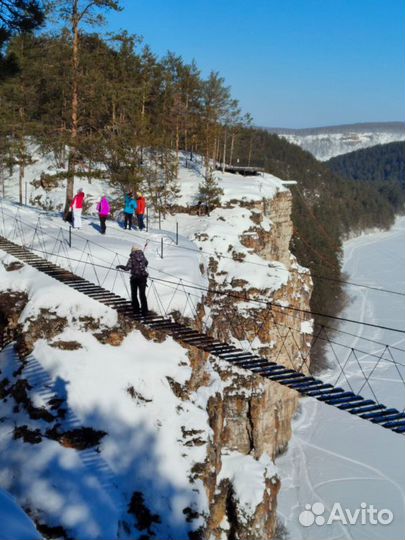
[277,217,405,540]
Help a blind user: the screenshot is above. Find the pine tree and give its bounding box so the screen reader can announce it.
[198,172,223,215]
[49,0,122,211]
[0,0,45,78]
[200,72,232,177]
[0,33,41,203]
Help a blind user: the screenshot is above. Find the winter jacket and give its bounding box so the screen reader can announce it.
[71,192,85,210]
[97,197,110,216]
[124,195,137,214]
[122,250,149,278]
[136,196,146,215]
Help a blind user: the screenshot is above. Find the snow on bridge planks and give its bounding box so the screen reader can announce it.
[0,235,404,436]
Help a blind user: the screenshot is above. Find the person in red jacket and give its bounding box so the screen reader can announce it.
[70,188,85,229]
[136,192,146,230]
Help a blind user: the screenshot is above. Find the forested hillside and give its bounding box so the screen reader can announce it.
[229,128,400,318]
[327,142,405,214]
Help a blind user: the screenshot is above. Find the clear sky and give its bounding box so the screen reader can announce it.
[106,0,405,128]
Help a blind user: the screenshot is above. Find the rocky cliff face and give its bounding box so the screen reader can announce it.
[184,189,313,539]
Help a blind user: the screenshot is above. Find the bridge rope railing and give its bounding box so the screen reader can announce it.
[0,200,404,415]
[5,196,405,299]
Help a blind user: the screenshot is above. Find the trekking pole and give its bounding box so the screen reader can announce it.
[146,206,149,232]
[160,237,163,259]
[176,222,178,245]
[69,226,72,248]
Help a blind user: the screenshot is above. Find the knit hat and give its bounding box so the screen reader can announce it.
[131,244,142,252]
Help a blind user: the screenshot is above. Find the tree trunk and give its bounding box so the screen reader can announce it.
[222,128,227,173]
[205,121,210,177]
[214,135,220,164]
[66,0,79,212]
[248,133,253,166]
[175,121,179,177]
[230,131,235,166]
[18,160,24,206]
[18,41,26,207]
[139,87,146,165]
[184,93,189,152]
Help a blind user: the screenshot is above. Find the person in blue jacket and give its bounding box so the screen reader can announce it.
[123,192,137,230]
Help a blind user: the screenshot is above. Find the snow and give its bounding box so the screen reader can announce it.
[218,451,278,521]
[175,154,289,206]
[161,207,290,295]
[276,217,405,540]
[0,259,118,328]
[0,488,41,540]
[0,198,207,319]
[300,320,313,334]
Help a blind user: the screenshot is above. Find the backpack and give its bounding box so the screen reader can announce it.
[129,251,148,278]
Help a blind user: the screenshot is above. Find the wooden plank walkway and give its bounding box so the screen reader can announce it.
[0,235,404,436]
[215,164,264,176]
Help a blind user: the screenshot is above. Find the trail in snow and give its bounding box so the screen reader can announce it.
[276,217,405,540]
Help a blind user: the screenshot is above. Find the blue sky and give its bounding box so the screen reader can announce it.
[106,0,405,128]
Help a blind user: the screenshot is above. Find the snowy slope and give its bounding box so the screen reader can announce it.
[0,488,41,540]
[0,257,215,538]
[268,122,405,161]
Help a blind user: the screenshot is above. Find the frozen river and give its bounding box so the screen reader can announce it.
[277,217,405,540]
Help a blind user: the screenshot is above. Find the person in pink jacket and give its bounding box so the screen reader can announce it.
[70,188,85,229]
[96,195,110,235]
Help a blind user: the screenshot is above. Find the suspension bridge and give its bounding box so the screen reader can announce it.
[0,202,404,436]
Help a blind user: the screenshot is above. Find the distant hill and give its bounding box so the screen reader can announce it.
[265,122,405,161]
[326,141,405,214]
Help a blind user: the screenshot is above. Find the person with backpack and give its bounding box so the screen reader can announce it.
[116,244,149,315]
[70,188,85,229]
[123,192,137,230]
[136,192,146,231]
[96,195,110,235]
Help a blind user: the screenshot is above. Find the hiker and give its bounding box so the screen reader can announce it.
[116,244,149,315]
[70,188,85,229]
[97,195,110,235]
[123,192,137,230]
[136,192,146,231]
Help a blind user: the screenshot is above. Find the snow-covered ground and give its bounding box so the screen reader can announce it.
[0,198,208,319]
[0,150,295,324]
[277,217,405,540]
[0,488,41,540]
